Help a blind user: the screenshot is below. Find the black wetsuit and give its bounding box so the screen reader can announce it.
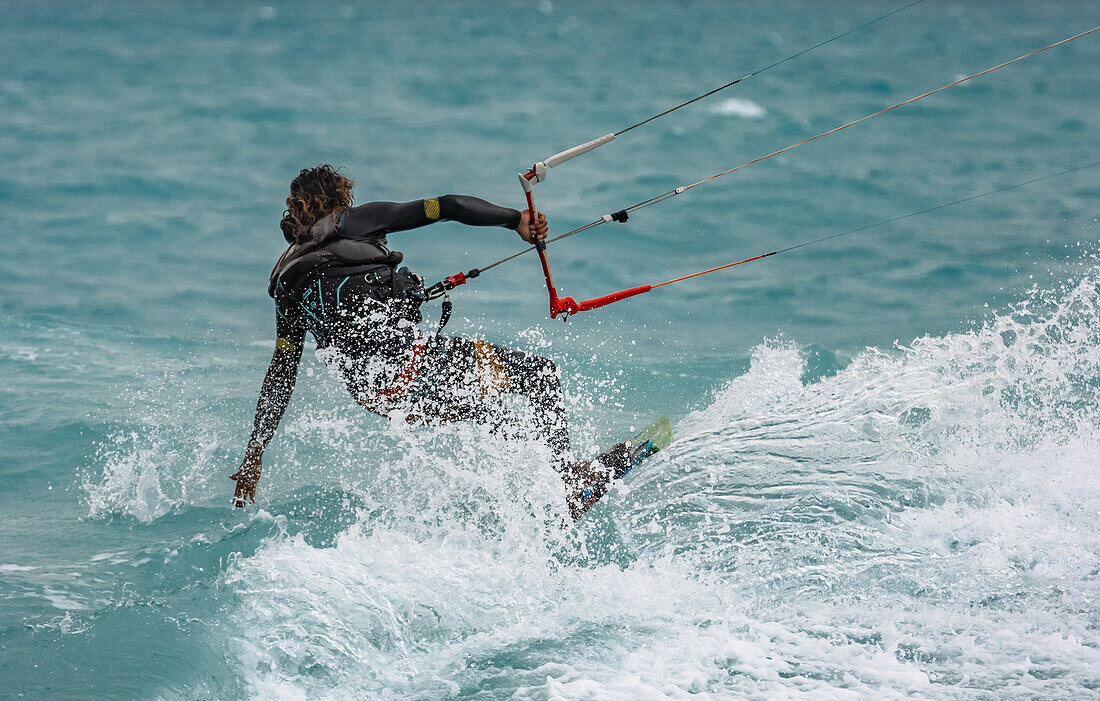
[252,195,571,470]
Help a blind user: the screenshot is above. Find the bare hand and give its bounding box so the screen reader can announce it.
[230,447,262,507]
[515,210,548,244]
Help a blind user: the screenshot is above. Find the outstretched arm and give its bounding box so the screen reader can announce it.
[435,195,547,242]
[231,315,306,507]
[339,195,547,242]
[434,194,522,228]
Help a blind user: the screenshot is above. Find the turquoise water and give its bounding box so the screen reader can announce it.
[2,1,1099,698]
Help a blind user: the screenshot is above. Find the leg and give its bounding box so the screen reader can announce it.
[384,336,588,515]
[484,343,572,472]
[402,337,573,468]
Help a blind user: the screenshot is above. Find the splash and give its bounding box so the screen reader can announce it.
[83,418,224,523]
[223,270,1100,697]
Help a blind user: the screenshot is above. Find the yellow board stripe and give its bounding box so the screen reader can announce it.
[424,197,440,220]
[275,337,298,353]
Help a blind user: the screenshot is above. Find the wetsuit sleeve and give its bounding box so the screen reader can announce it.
[435,195,523,228]
[247,311,307,451]
[340,195,522,238]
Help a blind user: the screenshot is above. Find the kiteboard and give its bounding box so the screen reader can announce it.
[565,416,673,521]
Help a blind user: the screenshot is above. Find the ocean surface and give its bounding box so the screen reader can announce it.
[2,1,1099,698]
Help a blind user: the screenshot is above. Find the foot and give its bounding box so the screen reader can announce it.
[562,441,631,520]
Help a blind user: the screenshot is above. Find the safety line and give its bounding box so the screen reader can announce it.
[650,252,775,288]
[436,160,1098,301]
[650,161,1100,289]
[615,0,927,136]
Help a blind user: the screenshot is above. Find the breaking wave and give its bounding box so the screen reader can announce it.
[217,271,1100,697]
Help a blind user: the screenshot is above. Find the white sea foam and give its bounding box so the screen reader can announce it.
[77,269,1100,696]
[226,523,723,699]
[0,564,40,572]
[222,271,1100,697]
[708,97,767,119]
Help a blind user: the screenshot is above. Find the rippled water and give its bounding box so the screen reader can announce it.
[2,1,1099,698]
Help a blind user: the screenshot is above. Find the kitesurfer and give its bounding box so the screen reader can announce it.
[231,165,595,512]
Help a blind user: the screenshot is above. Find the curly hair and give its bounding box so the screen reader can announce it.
[280,165,354,243]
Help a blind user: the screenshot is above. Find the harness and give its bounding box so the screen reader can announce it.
[270,211,448,332]
[269,212,404,296]
[270,212,455,410]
